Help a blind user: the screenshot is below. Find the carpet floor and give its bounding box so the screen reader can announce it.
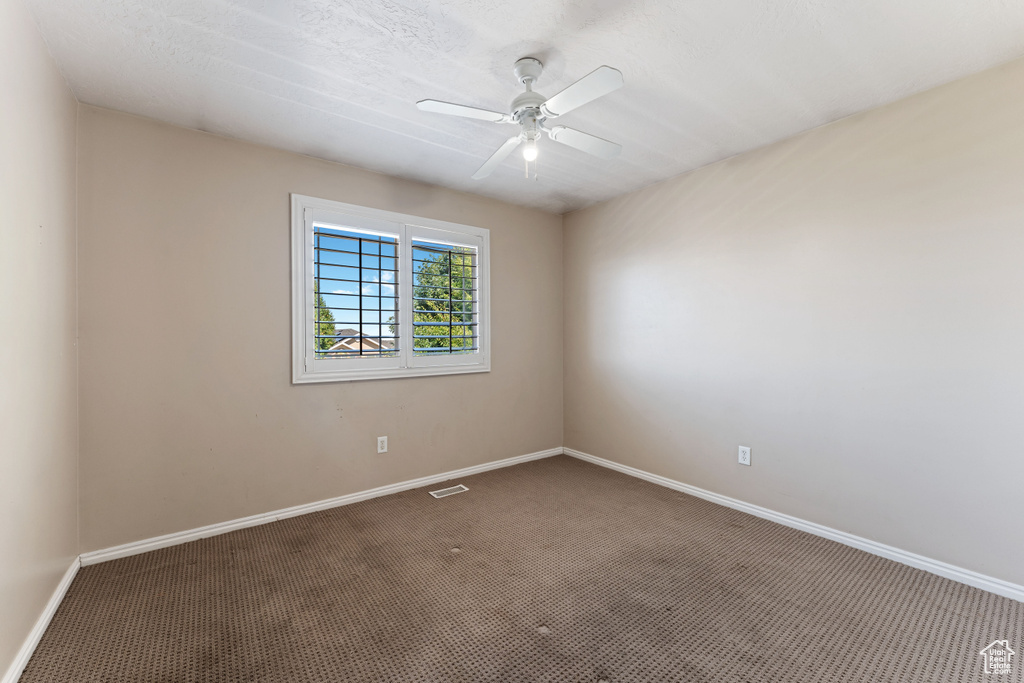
[22,455,1023,682]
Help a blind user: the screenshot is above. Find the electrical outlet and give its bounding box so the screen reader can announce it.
[377,436,388,454]
[738,446,751,466]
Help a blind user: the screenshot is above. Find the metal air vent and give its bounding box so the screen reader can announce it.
[429,484,469,498]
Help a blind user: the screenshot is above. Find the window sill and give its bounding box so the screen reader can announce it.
[292,363,491,384]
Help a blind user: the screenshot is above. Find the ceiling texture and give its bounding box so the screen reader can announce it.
[24,0,1024,213]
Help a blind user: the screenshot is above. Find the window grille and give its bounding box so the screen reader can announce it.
[313,226,398,359]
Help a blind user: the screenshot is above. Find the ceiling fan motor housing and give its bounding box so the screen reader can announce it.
[510,91,546,121]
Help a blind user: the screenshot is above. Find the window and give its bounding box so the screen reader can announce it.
[291,194,490,383]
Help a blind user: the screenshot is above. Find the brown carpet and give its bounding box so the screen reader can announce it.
[22,455,1023,682]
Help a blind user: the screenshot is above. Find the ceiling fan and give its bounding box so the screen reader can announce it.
[417,58,624,179]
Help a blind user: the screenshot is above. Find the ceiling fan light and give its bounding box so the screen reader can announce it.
[523,140,538,161]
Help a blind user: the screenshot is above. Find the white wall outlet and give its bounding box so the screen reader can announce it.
[738,446,751,466]
[377,436,388,454]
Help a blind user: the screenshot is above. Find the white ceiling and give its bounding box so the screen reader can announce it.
[24,0,1024,213]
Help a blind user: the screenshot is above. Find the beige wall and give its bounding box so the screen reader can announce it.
[77,106,563,552]
[0,0,79,675]
[564,58,1024,585]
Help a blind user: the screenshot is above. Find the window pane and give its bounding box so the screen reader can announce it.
[411,240,479,356]
[314,225,399,359]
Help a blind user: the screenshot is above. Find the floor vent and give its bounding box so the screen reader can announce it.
[429,484,469,498]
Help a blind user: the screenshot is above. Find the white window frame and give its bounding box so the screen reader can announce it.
[291,194,490,383]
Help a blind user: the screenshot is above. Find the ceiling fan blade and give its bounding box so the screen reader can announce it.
[416,99,510,123]
[472,137,522,179]
[540,66,623,118]
[546,126,621,159]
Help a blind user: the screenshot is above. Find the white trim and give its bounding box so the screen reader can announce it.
[2,557,80,683]
[564,447,1024,603]
[80,448,561,566]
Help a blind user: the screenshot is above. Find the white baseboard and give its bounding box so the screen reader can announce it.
[1,557,80,683]
[80,447,562,567]
[564,447,1024,603]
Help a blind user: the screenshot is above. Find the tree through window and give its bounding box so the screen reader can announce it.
[411,241,478,355]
